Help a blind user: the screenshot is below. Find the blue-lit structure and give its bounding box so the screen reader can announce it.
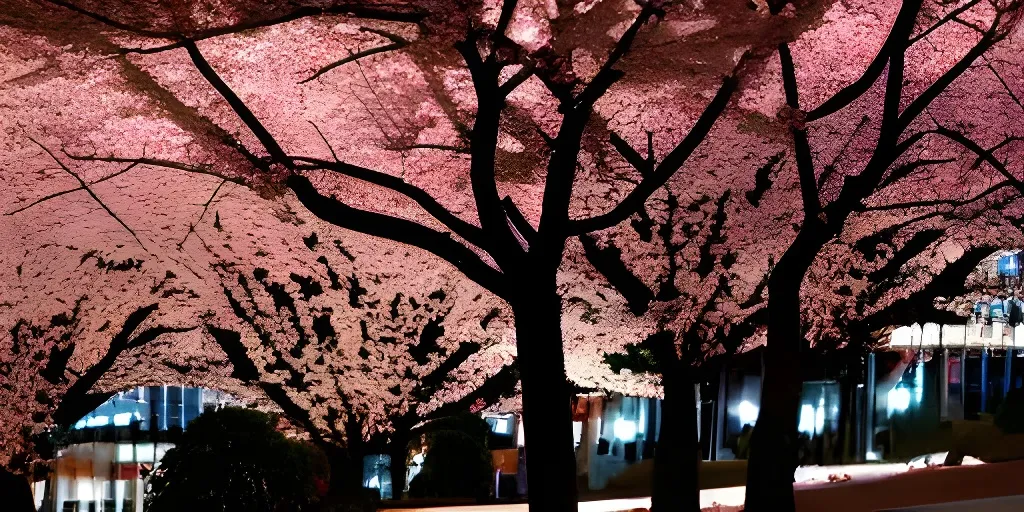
[33,386,237,512]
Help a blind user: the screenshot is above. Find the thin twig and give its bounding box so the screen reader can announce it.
[299,28,410,84]
[7,162,138,215]
[29,138,147,250]
[178,179,228,249]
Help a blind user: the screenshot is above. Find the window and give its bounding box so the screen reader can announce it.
[116,444,134,463]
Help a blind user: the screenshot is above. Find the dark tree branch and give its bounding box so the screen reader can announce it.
[927,127,1024,194]
[287,175,508,299]
[570,4,658,109]
[858,245,996,329]
[970,136,1024,169]
[580,235,655,315]
[498,65,535,97]
[182,40,293,168]
[898,18,1006,133]
[609,132,653,176]
[502,196,536,244]
[429,361,520,420]
[54,305,194,426]
[291,156,488,249]
[567,76,737,235]
[455,25,523,263]
[866,228,944,284]
[40,0,426,54]
[299,28,411,84]
[908,0,983,44]
[862,180,1015,211]
[806,0,923,121]
[206,325,329,445]
[983,57,1024,112]
[779,43,820,218]
[878,157,957,189]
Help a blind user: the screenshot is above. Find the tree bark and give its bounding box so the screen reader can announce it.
[511,281,578,512]
[651,369,700,512]
[322,444,366,498]
[0,467,35,512]
[745,274,804,512]
[387,435,409,500]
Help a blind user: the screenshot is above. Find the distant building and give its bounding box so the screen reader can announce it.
[32,386,242,512]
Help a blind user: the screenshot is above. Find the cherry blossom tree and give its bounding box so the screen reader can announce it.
[0,256,220,504]
[8,1,1024,511]
[595,178,770,511]
[741,1,1024,509]
[13,1,763,508]
[201,235,518,495]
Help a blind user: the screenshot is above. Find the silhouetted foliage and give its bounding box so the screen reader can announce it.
[145,407,327,512]
[408,414,492,500]
[996,387,1024,434]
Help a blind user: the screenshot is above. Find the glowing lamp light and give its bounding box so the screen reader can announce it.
[888,386,911,417]
[737,400,759,426]
[613,417,637,441]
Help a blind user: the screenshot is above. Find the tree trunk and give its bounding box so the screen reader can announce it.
[745,276,803,512]
[388,436,409,500]
[651,369,700,512]
[322,444,366,498]
[0,467,35,512]
[511,282,578,512]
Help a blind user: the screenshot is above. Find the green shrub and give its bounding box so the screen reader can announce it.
[145,407,327,512]
[408,415,493,500]
[996,387,1024,434]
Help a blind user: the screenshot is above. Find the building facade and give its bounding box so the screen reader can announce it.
[32,386,239,512]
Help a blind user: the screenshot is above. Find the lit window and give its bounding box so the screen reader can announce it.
[493,418,509,434]
[814,400,825,435]
[572,421,583,447]
[113,412,133,426]
[73,419,86,430]
[85,416,109,428]
[798,404,815,435]
[76,479,94,501]
[117,444,134,463]
[613,417,636,442]
[135,443,155,462]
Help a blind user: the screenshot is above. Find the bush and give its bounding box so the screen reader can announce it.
[996,387,1024,434]
[145,407,327,512]
[408,415,493,500]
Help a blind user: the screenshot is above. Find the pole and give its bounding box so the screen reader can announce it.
[940,347,949,421]
[864,352,876,459]
[714,364,727,460]
[981,348,989,413]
